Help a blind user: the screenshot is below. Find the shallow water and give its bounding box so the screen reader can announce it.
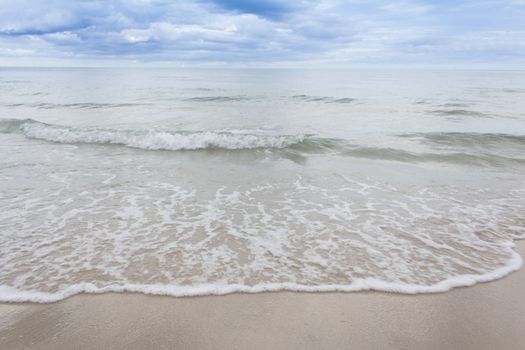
[1,68,524,302]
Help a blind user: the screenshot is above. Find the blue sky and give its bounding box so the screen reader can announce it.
[0,0,524,67]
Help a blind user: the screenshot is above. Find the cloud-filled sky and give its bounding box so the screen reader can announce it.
[0,0,524,67]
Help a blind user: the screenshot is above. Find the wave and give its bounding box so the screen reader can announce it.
[185,95,254,102]
[2,119,525,167]
[0,253,521,303]
[0,118,29,133]
[474,87,525,94]
[440,103,471,108]
[1,119,307,151]
[5,102,149,109]
[342,146,525,167]
[290,95,356,103]
[428,109,489,118]
[185,95,356,103]
[0,174,523,303]
[333,97,356,103]
[400,132,525,148]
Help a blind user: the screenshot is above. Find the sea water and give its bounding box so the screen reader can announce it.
[0,68,524,302]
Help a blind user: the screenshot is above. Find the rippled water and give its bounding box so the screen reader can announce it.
[1,68,524,302]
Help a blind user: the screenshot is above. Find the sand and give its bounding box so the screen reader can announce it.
[1,242,524,350]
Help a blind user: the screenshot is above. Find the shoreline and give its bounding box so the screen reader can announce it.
[1,241,524,349]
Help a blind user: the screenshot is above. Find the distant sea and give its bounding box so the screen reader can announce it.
[1,68,524,302]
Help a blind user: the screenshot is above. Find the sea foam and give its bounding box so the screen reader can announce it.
[0,255,522,303]
[0,173,523,303]
[2,119,525,167]
[16,119,306,151]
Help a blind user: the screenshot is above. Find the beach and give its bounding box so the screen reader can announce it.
[1,241,523,349]
[2,1,525,349]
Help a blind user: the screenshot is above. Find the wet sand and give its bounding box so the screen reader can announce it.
[1,241,524,350]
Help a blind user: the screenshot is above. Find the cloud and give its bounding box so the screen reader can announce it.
[0,0,97,35]
[0,0,523,66]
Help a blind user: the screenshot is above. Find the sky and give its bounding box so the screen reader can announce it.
[0,0,524,67]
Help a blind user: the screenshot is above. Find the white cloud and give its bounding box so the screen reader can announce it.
[0,0,523,66]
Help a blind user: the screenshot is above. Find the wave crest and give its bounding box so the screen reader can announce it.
[2,119,525,167]
[3,119,307,151]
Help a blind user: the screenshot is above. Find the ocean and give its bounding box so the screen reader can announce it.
[1,67,524,302]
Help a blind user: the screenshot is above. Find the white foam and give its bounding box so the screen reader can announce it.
[0,249,521,303]
[0,175,524,303]
[20,121,305,151]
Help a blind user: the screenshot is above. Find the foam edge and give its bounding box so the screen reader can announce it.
[0,248,522,304]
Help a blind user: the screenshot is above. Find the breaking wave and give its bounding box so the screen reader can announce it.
[1,119,308,151]
[2,119,525,167]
